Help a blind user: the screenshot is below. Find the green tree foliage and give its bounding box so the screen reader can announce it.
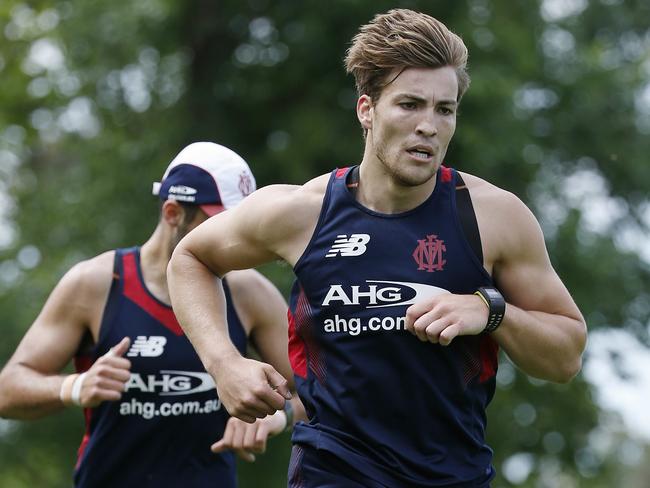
[1,0,649,486]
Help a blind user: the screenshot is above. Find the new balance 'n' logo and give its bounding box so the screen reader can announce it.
[127,336,167,357]
[326,234,370,258]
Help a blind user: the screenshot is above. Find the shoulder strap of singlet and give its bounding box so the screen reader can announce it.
[346,165,360,193]
[454,173,483,265]
[76,248,126,358]
[346,166,483,264]
[111,248,123,285]
[92,248,129,351]
[112,247,138,291]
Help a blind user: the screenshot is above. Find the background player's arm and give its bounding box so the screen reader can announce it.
[233,270,308,427]
[0,253,131,419]
[487,191,587,382]
[211,269,307,461]
[168,184,313,422]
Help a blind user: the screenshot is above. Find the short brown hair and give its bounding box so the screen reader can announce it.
[344,9,470,102]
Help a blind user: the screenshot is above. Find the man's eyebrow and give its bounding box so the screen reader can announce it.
[437,98,458,106]
[394,93,427,102]
[394,93,458,106]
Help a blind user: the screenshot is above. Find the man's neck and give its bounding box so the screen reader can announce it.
[139,225,173,305]
[355,158,438,214]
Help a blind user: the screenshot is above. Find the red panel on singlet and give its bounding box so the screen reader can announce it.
[122,252,183,336]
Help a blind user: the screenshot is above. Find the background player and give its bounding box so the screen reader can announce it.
[0,142,304,487]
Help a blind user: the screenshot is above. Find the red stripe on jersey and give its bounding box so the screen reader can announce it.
[76,432,91,469]
[122,252,183,336]
[335,167,348,179]
[74,355,93,374]
[73,354,94,467]
[440,165,452,183]
[479,336,499,383]
[288,309,307,379]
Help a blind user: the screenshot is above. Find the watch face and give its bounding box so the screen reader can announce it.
[485,288,500,299]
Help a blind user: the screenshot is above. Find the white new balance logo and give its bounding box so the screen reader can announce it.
[326,234,370,258]
[127,336,167,357]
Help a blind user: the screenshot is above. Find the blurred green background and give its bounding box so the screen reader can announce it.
[1,0,649,486]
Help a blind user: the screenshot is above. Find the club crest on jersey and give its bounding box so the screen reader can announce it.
[412,234,446,272]
[127,336,167,357]
[326,234,370,258]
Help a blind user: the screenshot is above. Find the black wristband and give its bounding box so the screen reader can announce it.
[283,399,294,432]
[474,286,506,333]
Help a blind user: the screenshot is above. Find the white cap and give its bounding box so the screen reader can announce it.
[153,142,256,216]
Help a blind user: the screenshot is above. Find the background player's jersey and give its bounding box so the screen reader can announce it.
[74,247,247,488]
[289,166,498,487]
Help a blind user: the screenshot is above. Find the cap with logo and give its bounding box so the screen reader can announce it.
[152,142,256,217]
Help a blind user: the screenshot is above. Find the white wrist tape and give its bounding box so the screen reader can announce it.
[59,374,76,404]
[70,372,87,406]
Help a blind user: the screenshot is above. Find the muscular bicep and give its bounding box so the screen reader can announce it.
[492,200,582,321]
[6,263,103,375]
[178,186,302,277]
[179,207,277,278]
[177,183,323,276]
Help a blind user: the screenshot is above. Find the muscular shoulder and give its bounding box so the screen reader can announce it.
[460,172,544,263]
[59,250,115,309]
[246,174,329,221]
[238,174,330,263]
[34,250,116,339]
[461,172,526,211]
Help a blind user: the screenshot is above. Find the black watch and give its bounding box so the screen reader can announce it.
[474,286,506,333]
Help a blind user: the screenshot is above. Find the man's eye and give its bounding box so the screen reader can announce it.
[400,102,417,110]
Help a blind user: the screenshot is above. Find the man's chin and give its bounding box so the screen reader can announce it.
[392,163,439,187]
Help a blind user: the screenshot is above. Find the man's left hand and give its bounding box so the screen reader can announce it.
[405,293,488,345]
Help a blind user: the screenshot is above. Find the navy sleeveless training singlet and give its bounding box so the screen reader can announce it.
[73,247,247,488]
[288,166,499,487]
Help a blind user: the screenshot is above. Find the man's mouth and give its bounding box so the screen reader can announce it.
[407,147,433,160]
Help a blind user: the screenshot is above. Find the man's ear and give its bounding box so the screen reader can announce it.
[161,200,183,227]
[357,94,373,131]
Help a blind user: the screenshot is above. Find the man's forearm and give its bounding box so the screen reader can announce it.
[493,304,587,383]
[0,366,67,419]
[167,248,242,371]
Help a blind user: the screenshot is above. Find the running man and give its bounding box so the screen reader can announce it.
[168,10,587,488]
[0,142,304,487]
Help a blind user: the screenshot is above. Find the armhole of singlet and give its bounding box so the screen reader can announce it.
[455,173,484,265]
[293,170,339,272]
[93,248,125,351]
[222,278,247,355]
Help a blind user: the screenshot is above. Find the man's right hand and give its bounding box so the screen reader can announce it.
[66,337,132,408]
[213,355,291,423]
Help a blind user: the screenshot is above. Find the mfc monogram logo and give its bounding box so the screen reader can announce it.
[412,234,446,272]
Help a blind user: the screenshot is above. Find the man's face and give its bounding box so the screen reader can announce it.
[363,66,458,187]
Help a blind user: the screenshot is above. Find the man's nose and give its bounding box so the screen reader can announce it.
[415,111,438,137]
